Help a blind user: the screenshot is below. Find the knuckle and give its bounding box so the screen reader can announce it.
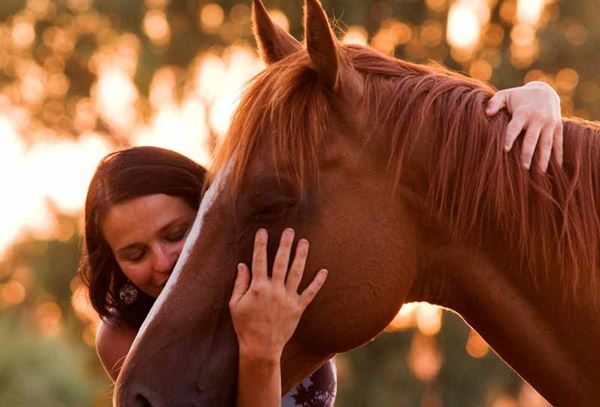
[251,283,265,295]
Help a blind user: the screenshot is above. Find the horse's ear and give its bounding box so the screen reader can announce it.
[304,0,342,90]
[252,0,301,64]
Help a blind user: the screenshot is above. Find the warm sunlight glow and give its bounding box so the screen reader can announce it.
[385,302,443,334]
[1,280,27,305]
[0,115,110,255]
[469,58,493,80]
[143,9,171,46]
[35,301,62,338]
[426,0,447,13]
[71,282,97,324]
[199,3,225,34]
[416,304,443,336]
[194,45,264,138]
[492,395,519,407]
[518,383,551,407]
[0,41,267,258]
[407,333,442,382]
[11,17,36,50]
[516,0,546,26]
[72,280,101,347]
[555,68,579,92]
[371,19,413,55]
[386,302,419,331]
[447,1,481,50]
[94,66,139,131]
[0,3,595,404]
[132,101,212,168]
[342,26,368,46]
[465,329,489,358]
[0,117,29,257]
[27,133,111,215]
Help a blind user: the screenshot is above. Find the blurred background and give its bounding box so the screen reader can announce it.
[0,0,598,406]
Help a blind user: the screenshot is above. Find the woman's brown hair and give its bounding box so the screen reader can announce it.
[78,146,206,329]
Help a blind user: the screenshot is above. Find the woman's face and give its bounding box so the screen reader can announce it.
[102,194,197,298]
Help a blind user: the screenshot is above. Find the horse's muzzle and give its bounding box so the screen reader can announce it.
[114,385,167,407]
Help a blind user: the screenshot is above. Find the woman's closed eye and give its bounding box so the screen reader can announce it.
[122,247,146,263]
[164,225,190,242]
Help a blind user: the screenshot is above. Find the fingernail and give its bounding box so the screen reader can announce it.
[237,263,244,273]
[284,228,294,237]
[258,228,267,237]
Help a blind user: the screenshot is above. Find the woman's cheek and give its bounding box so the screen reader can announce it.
[121,263,150,286]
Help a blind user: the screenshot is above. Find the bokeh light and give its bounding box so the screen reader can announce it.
[143,9,171,46]
[1,280,27,306]
[199,3,225,34]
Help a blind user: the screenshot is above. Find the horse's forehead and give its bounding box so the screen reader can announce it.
[236,138,277,187]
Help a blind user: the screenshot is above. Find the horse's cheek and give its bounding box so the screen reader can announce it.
[293,184,420,352]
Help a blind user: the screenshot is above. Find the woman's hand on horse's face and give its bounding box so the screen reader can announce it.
[486,81,563,173]
[229,228,328,361]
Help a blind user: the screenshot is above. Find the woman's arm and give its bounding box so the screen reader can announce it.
[486,81,563,172]
[96,319,137,382]
[229,228,328,407]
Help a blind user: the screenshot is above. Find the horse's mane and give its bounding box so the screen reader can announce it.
[210,44,600,305]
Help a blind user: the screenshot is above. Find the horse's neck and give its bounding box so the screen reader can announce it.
[384,107,600,403]
[413,239,598,404]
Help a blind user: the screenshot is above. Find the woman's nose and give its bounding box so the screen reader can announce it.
[151,244,177,273]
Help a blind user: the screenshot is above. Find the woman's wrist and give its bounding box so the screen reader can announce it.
[237,345,282,407]
[238,343,282,366]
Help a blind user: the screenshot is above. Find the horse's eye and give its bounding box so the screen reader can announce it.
[249,201,296,222]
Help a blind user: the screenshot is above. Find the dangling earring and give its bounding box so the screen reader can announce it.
[119,282,138,305]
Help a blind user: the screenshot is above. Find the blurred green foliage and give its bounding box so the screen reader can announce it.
[0,315,104,407]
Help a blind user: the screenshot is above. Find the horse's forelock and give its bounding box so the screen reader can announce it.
[210,55,331,205]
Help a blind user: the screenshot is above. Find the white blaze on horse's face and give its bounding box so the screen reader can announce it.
[131,154,236,344]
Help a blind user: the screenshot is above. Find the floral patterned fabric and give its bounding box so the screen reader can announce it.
[281,359,336,407]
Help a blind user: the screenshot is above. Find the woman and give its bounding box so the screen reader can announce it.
[78,81,562,407]
[80,146,334,406]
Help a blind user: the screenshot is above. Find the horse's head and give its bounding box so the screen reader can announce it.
[114,1,421,405]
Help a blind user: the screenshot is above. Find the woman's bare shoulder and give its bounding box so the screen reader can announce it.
[96,317,137,382]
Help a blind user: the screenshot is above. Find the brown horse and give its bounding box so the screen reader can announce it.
[114,0,600,405]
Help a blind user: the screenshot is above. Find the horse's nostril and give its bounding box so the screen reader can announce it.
[135,393,152,407]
